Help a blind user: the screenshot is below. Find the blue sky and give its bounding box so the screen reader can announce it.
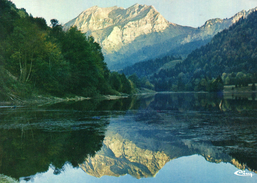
[11,0,257,27]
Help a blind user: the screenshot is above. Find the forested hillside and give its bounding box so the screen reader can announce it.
[0,0,132,101]
[121,55,180,78]
[150,10,257,92]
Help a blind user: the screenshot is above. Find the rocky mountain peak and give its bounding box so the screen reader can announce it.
[64,4,165,31]
[63,4,170,55]
[87,5,99,11]
[64,5,257,70]
[79,133,171,179]
[200,6,257,29]
[126,3,157,16]
[203,18,223,28]
[231,7,257,23]
[128,3,146,11]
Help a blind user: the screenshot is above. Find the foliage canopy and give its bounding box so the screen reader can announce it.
[0,0,133,99]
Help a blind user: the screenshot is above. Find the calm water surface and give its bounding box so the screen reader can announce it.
[0,93,256,183]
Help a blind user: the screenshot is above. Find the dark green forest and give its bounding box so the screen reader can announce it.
[149,11,257,92]
[121,55,181,90]
[0,0,132,100]
[121,55,180,78]
[1,0,257,99]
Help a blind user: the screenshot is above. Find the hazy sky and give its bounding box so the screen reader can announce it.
[10,0,257,27]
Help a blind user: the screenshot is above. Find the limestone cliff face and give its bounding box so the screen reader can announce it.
[64,4,257,69]
[78,109,256,178]
[197,7,257,40]
[63,4,191,68]
[79,133,170,179]
[64,4,169,53]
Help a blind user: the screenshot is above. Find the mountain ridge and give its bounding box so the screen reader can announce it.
[64,3,170,53]
[149,9,257,92]
[63,4,257,70]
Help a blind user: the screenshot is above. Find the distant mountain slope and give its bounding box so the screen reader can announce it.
[150,10,257,91]
[121,55,179,78]
[64,4,257,70]
[157,60,182,73]
[182,9,257,78]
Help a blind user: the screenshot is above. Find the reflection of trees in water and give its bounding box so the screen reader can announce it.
[0,96,145,180]
[1,93,257,180]
[133,93,257,172]
[0,108,109,179]
[46,97,141,111]
[148,93,222,112]
[146,93,257,113]
[220,98,257,113]
[0,127,107,179]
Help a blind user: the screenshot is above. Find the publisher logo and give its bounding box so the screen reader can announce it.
[234,170,253,177]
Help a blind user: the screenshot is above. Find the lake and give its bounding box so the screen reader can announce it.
[0,93,256,183]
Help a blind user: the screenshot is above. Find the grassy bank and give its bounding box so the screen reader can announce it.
[224,84,255,93]
[223,84,256,101]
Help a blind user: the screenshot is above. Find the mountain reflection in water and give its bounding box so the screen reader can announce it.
[0,93,256,182]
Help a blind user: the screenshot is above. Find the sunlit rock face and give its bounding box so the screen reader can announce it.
[64,4,257,69]
[78,114,231,179]
[64,4,169,53]
[79,133,170,179]
[64,5,257,69]
[78,96,257,178]
[64,4,188,68]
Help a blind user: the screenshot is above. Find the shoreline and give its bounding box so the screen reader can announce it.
[0,94,131,108]
[1,89,256,108]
